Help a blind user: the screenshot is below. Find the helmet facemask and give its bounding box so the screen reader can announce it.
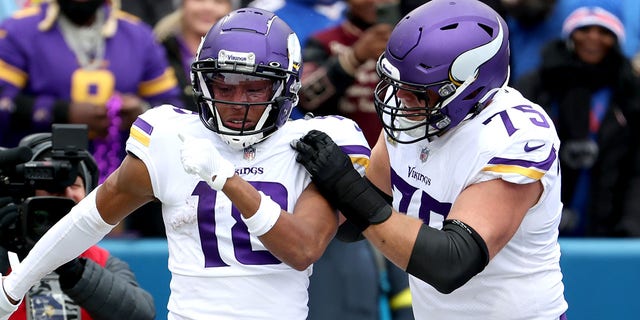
[194,59,291,149]
[374,56,462,143]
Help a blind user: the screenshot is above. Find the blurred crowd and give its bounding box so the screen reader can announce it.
[1,0,639,319]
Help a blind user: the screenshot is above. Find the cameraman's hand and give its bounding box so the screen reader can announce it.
[55,258,85,290]
[0,198,27,258]
[178,133,235,191]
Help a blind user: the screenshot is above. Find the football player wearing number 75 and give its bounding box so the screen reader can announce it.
[292,0,568,319]
[0,8,370,320]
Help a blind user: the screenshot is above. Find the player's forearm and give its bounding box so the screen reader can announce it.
[222,175,261,216]
[223,177,335,270]
[261,198,338,271]
[363,212,422,269]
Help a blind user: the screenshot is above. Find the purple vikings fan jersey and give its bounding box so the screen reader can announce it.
[0,3,180,146]
[127,105,370,319]
[385,87,567,319]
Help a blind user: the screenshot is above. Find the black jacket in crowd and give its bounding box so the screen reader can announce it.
[515,39,640,237]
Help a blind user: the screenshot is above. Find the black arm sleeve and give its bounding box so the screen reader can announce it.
[406,219,489,294]
[62,256,156,320]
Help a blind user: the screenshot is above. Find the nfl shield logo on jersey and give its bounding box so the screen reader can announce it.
[243,146,256,161]
[419,146,430,163]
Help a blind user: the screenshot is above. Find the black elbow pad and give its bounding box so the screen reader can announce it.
[405,220,489,294]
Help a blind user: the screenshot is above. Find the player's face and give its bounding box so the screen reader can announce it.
[35,176,86,203]
[211,74,275,131]
[395,86,440,120]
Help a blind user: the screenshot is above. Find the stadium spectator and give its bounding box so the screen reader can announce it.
[515,3,640,236]
[297,0,392,145]
[0,0,181,182]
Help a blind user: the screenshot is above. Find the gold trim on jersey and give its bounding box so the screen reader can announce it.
[350,156,370,170]
[0,59,27,88]
[130,126,151,147]
[481,164,544,180]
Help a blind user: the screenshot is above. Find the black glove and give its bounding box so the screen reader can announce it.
[55,257,85,289]
[292,130,392,227]
[0,197,28,258]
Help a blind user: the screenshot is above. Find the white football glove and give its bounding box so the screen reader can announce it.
[0,275,19,320]
[178,133,235,191]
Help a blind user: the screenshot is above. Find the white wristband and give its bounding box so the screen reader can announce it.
[242,192,281,236]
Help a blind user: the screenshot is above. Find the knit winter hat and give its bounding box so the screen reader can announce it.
[562,6,625,44]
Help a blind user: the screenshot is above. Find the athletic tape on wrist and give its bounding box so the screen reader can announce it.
[242,192,281,236]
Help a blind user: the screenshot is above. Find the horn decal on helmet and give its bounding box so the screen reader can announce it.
[449,18,504,85]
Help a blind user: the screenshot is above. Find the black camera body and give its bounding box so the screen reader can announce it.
[21,196,76,247]
[0,124,95,253]
[1,124,92,198]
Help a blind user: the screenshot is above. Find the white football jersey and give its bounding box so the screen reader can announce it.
[385,87,568,319]
[126,106,370,320]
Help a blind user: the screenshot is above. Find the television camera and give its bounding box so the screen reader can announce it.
[0,124,97,252]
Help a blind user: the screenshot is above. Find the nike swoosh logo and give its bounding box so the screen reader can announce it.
[524,142,545,152]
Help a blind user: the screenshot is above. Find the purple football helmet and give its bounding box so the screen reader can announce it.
[374,0,510,143]
[192,8,302,149]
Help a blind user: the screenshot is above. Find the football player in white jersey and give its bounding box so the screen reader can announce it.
[0,8,370,320]
[292,0,569,319]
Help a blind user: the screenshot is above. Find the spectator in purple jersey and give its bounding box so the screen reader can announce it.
[0,0,181,183]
